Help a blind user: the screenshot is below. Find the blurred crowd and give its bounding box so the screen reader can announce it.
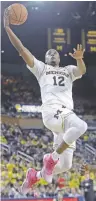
[1,123,96,198]
[1,75,41,117]
[1,75,41,103]
[80,131,96,150]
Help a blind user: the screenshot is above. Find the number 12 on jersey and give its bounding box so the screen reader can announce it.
[53,76,65,86]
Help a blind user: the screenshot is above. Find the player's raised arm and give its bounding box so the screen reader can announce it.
[69,44,86,77]
[4,8,34,68]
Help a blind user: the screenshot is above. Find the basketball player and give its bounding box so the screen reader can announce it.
[4,8,88,194]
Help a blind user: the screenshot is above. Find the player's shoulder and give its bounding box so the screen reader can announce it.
[64,65,77,74]
[65,64,76,70]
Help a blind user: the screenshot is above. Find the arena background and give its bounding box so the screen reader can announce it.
[1,1,96,201]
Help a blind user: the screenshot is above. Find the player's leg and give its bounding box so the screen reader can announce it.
[55,112,87,154]
[41,130,75,182]
[43,107,87,156]
[21,107,87,193]
[26,147,74,185]
[41,107,87,182]
[53,147,74,175]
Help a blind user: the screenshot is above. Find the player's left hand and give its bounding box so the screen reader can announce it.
[69,44,85,60]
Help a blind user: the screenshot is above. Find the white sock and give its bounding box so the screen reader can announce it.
[52,151,60,161]
[36,171,42,179]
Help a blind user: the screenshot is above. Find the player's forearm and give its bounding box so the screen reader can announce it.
[76,59,86,74]
[5,26,24,54]
[4,8,34,68]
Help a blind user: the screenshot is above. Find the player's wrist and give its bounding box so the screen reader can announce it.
[5,24,10,29]
[5,26,10,32]
[4,17,10,29]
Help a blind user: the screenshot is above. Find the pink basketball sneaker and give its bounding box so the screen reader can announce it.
[41,153,58,183]
[21,168,39,194]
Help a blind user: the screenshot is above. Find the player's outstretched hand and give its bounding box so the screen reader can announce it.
[4,8,10,28]
[69,44,85,60]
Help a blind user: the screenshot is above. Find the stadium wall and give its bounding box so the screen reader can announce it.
[1,115,44,129]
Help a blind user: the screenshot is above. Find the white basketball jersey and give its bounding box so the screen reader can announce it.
[27,57,81,110]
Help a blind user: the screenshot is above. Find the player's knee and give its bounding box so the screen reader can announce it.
[83,121,88,133]
[78,120,88,135]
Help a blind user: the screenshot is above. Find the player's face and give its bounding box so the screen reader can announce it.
[45,49,60,66]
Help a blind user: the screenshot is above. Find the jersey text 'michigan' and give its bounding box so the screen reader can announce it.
[27,57,82,110]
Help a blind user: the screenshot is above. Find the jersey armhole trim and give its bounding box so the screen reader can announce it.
[66,66,73,82]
